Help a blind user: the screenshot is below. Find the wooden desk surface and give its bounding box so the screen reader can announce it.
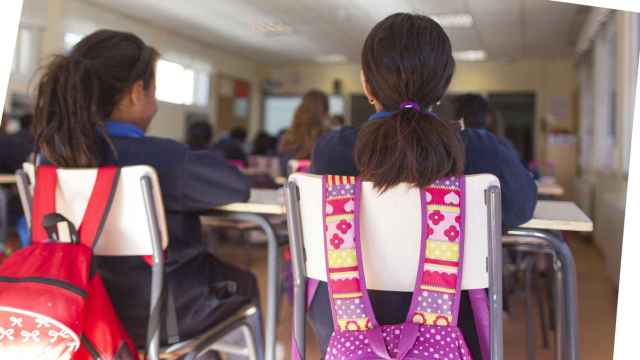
[520,200,593,232]
[0,174,16,184]
[214,189,285,215]
[536,179,565,197]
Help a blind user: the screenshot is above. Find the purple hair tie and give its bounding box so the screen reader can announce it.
[399,101,422,112]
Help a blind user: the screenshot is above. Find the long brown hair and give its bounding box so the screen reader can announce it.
[355,13,464,191]
[278,89,328,159]
[33,29,159,167]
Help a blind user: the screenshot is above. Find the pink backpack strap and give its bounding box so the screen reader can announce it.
[408,176,465,326]
[322,175,376,332]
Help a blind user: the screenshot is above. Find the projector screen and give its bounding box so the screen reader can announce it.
[263,95,345,135]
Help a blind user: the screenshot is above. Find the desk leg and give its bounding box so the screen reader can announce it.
[506,229,579,360]
[221,213,279,360]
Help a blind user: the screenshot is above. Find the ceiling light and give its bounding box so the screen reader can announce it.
[253,21,292,36]
[430,13,474,28]
[453,50,487,62]
[315,54,348,64]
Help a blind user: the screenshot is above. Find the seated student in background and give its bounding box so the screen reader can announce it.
[215,126,249,167]
[0,113,35,238]
[0,113,34,174]
[328,114,345,131]
[454,93,523,158]
[31,29,260,348]
[309,13,536,359]
[277,89,328,175]
[185,120,214,151]
[251,131,278,156]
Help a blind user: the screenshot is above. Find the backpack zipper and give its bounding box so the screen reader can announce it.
[0,276,87,298]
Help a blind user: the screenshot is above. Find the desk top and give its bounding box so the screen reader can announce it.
[536,176,565,197]
[215,190,594,232]
[214,189,285,215]
[520,200,593,232]
[0,174,16,184]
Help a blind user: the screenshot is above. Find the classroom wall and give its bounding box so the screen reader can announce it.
[261,58,577,169]
[8,0,263,142]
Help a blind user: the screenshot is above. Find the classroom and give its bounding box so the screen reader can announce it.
[0,1,637,359]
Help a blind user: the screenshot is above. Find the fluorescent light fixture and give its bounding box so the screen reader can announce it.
[430,13,473,28]
[453,50,487,62]
[315,54,348,64]
[253,21,292,36]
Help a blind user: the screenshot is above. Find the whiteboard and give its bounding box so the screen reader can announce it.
[263,95,344,135]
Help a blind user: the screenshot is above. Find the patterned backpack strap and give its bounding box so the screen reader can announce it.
[322,175,376,332]
[408,176,466,327]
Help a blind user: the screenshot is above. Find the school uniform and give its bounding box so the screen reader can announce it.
[81,121,258,346]
[308,117,538,358]
[214,137,249,167]
[0,129,33,173]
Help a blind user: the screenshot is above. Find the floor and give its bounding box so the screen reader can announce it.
[218,233,617,360]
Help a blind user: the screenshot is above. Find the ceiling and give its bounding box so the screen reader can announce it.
[87,0,590,64]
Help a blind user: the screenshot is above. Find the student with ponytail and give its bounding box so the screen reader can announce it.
[309,13,537,358]
[33,30,259,348]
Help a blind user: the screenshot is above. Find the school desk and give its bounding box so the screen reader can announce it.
[207,188,285,360]
[506,200,592,360]
[0,174,16,184]
[536,179,565,197]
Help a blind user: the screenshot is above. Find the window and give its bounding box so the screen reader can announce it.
[12,26,42,77]
[155,58,209,107]
[63,32,84,53]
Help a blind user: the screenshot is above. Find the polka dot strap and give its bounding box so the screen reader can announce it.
[408,176,466,327]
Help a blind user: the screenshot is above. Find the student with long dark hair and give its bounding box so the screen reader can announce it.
[278,89,328,174]
[309,13,537,358]
[32,29,260,348]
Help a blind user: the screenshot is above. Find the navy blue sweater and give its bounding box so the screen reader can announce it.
[311,126,537,227]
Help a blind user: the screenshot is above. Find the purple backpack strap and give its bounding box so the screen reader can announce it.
[322,175,377,332]
[407,176,466,326]
[469,288,491,360]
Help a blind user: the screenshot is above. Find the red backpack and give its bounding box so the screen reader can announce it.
[0,165,138,359]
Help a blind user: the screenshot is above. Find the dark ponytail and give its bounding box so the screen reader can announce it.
[33,29,158,167]
[355,13,464,191]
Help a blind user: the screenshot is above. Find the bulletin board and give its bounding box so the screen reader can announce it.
[216,74,251,132]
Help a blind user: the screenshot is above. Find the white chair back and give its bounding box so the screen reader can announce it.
[289,173,499,291]
[22,163,168,255]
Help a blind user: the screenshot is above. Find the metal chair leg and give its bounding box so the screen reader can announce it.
[524,255,536,360]
[534,257,550,349]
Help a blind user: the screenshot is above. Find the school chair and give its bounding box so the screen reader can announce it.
[0,187,7,249]
[249,155,282,178]
[284,173,504,360]
[16,164,264,360]
[287,159,311,175]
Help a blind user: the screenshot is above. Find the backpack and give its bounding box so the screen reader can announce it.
[0,165,138,360]
[322,175,472,359]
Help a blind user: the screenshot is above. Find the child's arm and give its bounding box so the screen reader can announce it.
[179,149,251,211]
[495,141,538,227]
